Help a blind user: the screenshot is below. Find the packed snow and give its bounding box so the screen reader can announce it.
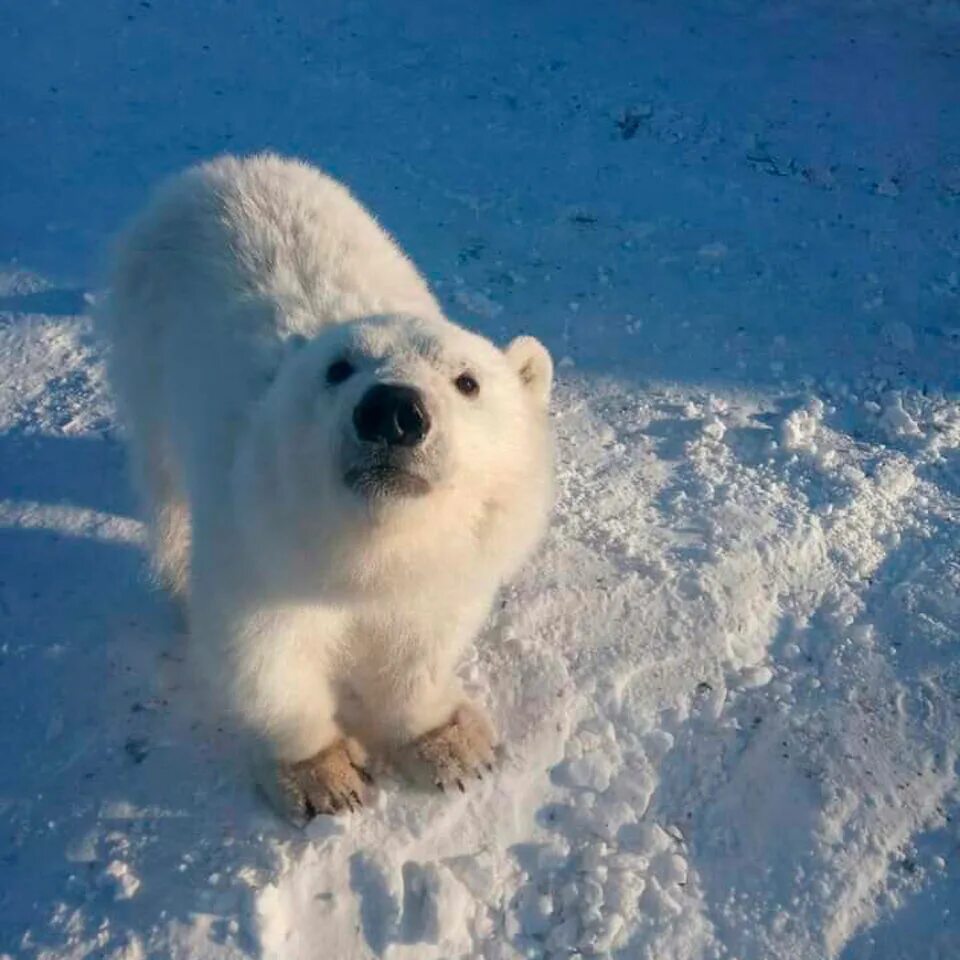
[2,1,959,958]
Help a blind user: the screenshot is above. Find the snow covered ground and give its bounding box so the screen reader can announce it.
[2,1,959,957]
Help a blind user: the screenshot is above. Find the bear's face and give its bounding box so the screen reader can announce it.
[301,315,550,504]
[256,314,553,584]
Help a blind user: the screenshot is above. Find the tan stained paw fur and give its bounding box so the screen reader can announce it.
[277,738,373,821]
[400,703,497,793]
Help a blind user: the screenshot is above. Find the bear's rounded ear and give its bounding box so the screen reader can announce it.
[505,335,553,408]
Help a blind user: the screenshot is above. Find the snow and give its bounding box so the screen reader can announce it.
[2,1,959,958]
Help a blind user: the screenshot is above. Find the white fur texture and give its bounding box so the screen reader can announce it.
[98,154,553,796]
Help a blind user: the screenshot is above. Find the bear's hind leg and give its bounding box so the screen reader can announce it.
[129,431,191,608]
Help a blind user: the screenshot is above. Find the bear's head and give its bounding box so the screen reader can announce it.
[240,314,553,595]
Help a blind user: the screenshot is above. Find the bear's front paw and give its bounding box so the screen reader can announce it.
[276,738,373,821]
[400,703,497,793]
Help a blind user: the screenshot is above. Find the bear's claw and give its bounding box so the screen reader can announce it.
[401,702,497,793]
[278,738,372,820]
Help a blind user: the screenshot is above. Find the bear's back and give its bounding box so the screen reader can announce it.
[108,154,444,344]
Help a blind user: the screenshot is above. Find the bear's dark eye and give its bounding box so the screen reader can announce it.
[454,373,479,397]
[326,359,355,385]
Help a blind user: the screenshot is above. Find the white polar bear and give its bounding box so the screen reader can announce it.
[98,154,554,819]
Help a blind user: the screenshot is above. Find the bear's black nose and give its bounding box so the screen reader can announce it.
[353,384,431,447]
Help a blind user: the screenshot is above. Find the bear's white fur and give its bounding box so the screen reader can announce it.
[98,154,553,817]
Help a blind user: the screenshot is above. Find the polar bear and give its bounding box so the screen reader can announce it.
[97,154,554,820]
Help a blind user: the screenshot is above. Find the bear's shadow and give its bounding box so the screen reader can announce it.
[0,287,88,317]
[0,429,274,958]
[0,429,134,517]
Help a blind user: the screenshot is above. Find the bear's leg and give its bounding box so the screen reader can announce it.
[129,430,191,607]
[358,665,497,792]
[231,625,373,822]
[251,694,374,822]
